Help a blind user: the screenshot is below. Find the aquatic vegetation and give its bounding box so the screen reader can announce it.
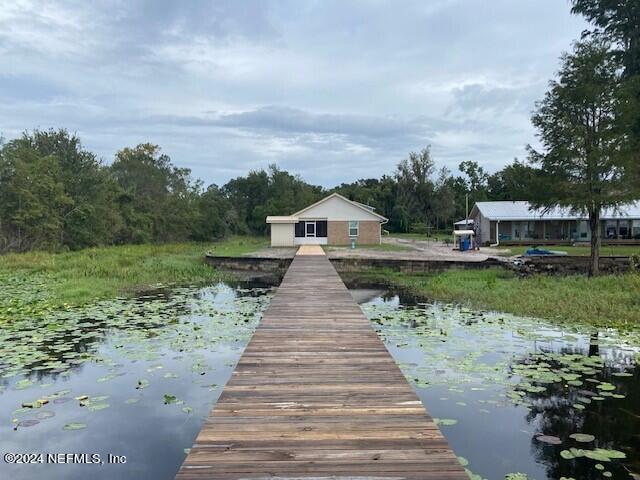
[0,239,268,320]
[0,284,271,381]
[350,267,640,327]
[0,282,272,479]
[361,295,640,480]
[569,433,595,443]
[62,422,87,431]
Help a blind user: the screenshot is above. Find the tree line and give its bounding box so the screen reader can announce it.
[0,127,538,253]
[1,0,638,277]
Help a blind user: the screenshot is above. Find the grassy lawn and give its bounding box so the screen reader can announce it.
[491,244,640,257]
[349,268,640,327]
[205,236,269,256]
[0,236,266,320]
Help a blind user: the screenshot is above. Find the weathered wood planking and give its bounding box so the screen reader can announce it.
[175,253,467,479]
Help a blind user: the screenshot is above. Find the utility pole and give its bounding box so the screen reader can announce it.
[465,193,469,228]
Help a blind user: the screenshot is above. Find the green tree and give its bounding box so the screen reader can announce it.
[111,144,199,243]
[223,169,270,234]
[458,160,489,203]
[192,185,241,241]
[223,165,323,235]
[571,0,640,76]
[529,39,634,275]
[21,129,121,249]
[331,176,396,223]
[572,0,640,182]
[0,139,70,251]
[432,167,456,230]
[394,148,436,232]
[487,159,540,201]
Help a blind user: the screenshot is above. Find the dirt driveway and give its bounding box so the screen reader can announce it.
[245,236,507,262]
[326,236,503,262]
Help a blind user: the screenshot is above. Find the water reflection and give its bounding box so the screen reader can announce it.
[0,282,272,480]
[357,290,640,480]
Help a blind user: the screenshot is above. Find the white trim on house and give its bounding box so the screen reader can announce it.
[348,220,359,237]
[266,215,299,224]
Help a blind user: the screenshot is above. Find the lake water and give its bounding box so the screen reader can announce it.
[1,281,639,480]
[358,290,640,480]
[0,282,272,480]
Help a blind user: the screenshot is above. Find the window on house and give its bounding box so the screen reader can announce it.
[315,221,327,238]
[349,221,359,237]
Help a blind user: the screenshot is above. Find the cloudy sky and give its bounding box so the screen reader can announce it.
[0,0,588,187]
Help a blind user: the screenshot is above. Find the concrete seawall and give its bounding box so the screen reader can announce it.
[205,253,638,276]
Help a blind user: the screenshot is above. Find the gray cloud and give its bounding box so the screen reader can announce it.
[210,106,424,138]
[0,0,588,186]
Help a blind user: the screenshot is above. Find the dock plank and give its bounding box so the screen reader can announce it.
[175,253,466,479]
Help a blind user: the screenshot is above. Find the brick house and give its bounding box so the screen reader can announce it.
[266,193,388,247]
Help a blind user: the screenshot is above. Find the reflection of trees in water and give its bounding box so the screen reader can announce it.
[511,344,640,479]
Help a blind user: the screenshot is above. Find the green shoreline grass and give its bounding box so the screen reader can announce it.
[0,237,267,320]
[2,237,639,328]
[345,267,640,328]
[491,244,640,257]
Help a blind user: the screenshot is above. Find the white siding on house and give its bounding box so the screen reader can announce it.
[296,195,383,221]
[270,223,295,247]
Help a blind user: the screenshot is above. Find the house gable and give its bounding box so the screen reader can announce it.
[293,193,387,222]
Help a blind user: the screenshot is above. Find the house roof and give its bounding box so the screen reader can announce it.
[352,200,377,212]
[292,193,388,221]
[470,201,640,221]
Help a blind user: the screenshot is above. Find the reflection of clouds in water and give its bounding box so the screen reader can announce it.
[0,283,272,480]
[359,294,640,480]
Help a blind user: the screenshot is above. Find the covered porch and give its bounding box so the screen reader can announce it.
[489,219,640,245]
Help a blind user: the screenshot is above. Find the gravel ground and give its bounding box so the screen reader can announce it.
[245,237,508,263]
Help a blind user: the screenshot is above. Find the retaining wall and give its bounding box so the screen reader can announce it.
[205,254,638,276]
[518,255,638,275]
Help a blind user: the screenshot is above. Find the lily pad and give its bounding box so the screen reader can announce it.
[583,448,626,462]
[63,422,87,431]
[36,411,55,420]
[17,419,40,427]
[87,403,110,412]
[569,433,595,443]
[536,435,562,445]
[434,418,458,426]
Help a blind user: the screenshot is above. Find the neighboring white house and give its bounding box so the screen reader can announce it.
[266,193,388,247]
[469,201,640,245]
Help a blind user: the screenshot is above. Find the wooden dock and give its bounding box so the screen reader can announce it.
[176,249,466,479]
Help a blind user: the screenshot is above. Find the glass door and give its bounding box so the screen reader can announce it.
[305,221,316,237]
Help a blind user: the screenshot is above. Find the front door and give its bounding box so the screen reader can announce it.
[305,221,316,237]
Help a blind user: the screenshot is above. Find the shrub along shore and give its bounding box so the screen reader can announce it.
[0,237,267,322]
[1,238,638,328]
[343,268,640,328]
